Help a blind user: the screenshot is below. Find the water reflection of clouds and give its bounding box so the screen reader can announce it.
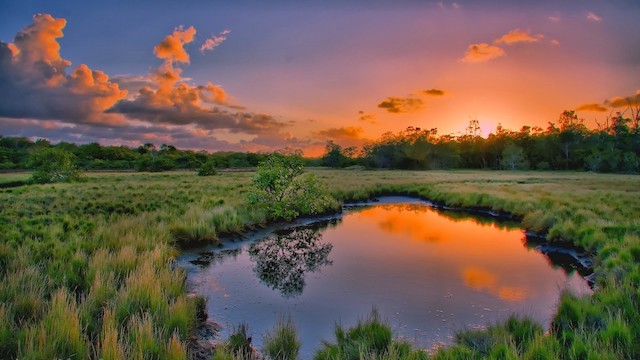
[355,204,535,302]
[359,204,446,242]
[359,203,520,230]
[357,204,506,244]
[461,266,528,302]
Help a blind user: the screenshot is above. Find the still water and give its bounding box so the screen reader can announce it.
[179,197,591,357]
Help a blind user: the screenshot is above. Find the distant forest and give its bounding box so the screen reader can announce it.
[2,110,639,173]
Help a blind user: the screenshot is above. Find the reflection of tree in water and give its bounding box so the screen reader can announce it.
[248,226,333,297]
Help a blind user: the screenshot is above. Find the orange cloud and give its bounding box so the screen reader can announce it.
[110,26,289,136]
[422,88,446,96]
[358,111,376,124]
[605,90,640,108]
[378,96,425,113]
[0,14,127,125]
[200,29,231,52]
[10,14,69,72]
[461,43,505,63]
[462,28,546,64]
[495,29,544,45]
[576,103,608,112]
[0,16,282,153]
[313,126,364,140]
[154,25,196,64]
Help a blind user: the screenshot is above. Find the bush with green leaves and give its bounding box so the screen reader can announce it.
[197,160,218,176]
[248,154,338,220]
[28,147,84,184]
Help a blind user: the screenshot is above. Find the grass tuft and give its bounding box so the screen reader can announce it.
[263,315,300,360]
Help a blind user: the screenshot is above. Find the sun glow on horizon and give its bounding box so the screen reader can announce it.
[0,2,638,152]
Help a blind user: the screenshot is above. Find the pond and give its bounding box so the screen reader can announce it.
[178,197,592,357]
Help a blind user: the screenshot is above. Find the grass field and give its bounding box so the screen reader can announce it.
[0,169,638,359]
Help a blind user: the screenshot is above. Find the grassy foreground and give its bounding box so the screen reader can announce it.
[0,169,638,359]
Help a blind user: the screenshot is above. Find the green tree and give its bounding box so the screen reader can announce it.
[28,148,84,184]
[197,159,218,176]
[248,154,337,220]
[321,140,348,168]
[501,143,529,170]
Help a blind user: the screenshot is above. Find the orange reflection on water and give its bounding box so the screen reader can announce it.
[349,203,579,303]
[462,266,528,302]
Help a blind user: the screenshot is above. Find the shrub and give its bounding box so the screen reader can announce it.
[28,147,84,184]
[197,160,218,176]
[248,154,338,220]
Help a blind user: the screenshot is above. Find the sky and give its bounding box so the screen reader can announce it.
[1,1,639,156]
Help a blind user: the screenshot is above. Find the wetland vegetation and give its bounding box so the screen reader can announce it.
[1,159,639,358]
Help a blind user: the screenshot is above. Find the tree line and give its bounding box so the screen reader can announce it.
[0,139,270,172]
[320,110,640,173]
[1,109,639,174]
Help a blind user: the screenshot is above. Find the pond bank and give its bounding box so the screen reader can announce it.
[182,196,594,358]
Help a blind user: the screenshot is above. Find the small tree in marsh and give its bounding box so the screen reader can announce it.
[248,153,337,220]
[197,159,218,176]
[28,147,84,183]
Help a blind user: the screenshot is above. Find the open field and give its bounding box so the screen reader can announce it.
[0,169,638,359]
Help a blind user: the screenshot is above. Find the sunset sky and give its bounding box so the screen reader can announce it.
[1,1,639,155]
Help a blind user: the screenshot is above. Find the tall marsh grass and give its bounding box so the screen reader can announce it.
[263,316,300,360]
[0,169,639,358]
